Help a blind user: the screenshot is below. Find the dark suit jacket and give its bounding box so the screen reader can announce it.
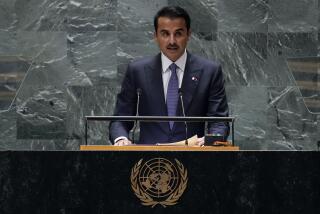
[109,52,229,144]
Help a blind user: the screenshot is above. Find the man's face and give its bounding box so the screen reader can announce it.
[154,17,191,62]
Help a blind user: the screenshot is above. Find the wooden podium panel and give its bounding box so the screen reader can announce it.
[80,145,239,151]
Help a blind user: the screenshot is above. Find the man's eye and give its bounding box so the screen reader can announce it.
[161,32,169,37]
[175,32,182,37]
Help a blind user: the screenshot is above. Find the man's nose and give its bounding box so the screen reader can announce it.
[169,34,176,44]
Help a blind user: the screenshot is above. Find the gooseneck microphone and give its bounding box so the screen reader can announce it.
[178,88,188,146]
[132,88,142,144]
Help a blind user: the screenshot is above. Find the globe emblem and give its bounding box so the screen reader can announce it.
[138,158,180,198]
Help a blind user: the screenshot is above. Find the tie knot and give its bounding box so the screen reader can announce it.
[169,63,177,72]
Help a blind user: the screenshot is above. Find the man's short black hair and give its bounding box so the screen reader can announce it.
[154,6,191,32]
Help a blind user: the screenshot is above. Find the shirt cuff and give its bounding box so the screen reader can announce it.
[114,136,128,144]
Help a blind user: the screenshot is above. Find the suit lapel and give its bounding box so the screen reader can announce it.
[145,54,170,133]
[178,53,203,116]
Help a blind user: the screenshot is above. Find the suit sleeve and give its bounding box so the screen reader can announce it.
[207,64,230,138]
[109,63,137,143]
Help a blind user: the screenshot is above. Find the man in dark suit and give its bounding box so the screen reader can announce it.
[109,6,229,145]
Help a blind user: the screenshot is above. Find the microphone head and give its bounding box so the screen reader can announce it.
[137,88,142,94]
[178,88,183,95]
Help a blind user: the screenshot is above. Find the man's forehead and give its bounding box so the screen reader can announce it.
[157,17,188,30]
[158,17,186,25]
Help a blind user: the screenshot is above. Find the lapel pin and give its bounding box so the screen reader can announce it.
[192,76,198,81]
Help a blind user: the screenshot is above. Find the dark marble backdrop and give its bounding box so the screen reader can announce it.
[0,0,319,150]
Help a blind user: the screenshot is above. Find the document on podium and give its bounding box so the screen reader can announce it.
[156,135,199,146]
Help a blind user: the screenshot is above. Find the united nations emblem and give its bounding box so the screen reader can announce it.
[130,158,188,208]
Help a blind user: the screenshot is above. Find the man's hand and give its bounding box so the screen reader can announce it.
[114,139,133,146]
[196,137,204,146]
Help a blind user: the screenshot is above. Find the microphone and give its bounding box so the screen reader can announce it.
[178,88,188,146]
[132,88,142,144]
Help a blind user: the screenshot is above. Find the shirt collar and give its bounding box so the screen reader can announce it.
[161,49,187,73]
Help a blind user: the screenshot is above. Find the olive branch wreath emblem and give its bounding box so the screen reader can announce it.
[130,158,188,208]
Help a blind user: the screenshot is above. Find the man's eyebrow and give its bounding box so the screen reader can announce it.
[159,28,186,33]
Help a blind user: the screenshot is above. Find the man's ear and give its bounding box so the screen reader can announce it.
[187,29,191,38]
[153,31,158,43]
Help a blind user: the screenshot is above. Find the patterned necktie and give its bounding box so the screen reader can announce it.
[167,63,179,129]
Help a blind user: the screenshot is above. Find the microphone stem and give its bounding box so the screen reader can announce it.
[179,93,188,146]
[132,90,140,144]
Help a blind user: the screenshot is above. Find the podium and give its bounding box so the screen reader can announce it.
[0,150,319,213]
